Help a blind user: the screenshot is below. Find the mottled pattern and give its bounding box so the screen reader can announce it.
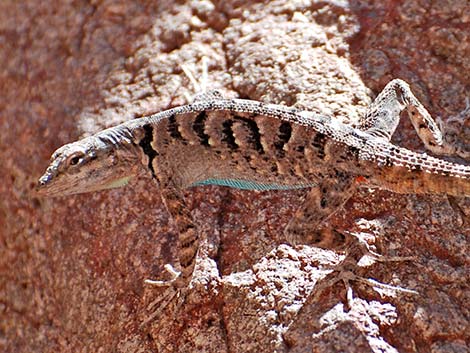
[37,79,470,286]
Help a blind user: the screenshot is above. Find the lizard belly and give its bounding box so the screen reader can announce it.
[151,110,332,191]
[190,178,316,191]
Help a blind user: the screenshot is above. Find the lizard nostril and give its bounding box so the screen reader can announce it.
[38,175,51,186]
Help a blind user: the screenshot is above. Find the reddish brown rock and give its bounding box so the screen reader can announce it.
[1,1,468,352]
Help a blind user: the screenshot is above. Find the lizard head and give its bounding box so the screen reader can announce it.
[36,127,141,197]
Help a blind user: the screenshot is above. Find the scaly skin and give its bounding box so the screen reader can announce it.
[37,79,470,287]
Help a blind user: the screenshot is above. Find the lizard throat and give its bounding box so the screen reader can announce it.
[103,176,133,190]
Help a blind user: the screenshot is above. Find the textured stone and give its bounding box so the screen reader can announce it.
[1,0,469,352]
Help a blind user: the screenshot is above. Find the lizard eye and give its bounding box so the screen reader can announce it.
[67,152,85,166]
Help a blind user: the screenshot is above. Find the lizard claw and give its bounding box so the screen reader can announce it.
[144,263,182,286]
[310,235,418,310]
[311,261,418,311]
[141,264,188,327]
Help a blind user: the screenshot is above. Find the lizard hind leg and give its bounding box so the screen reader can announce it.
[311,234,418,310]
[284,173,418,308]
[362,79,445,152]
[285,174,356,249]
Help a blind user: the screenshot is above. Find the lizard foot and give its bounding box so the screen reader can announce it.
[144,263,182,287]
[141,264,189,327]
[352,237,417,265]
[311,236,418,310]
[311,259,418,311]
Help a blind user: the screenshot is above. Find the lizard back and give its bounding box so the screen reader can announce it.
[129,99,470,196]
[131,99,363,191]
[37,98,470,197]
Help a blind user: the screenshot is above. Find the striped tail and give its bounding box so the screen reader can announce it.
[362,140,470,197]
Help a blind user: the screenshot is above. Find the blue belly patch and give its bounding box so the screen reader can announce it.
[191,178,314,191]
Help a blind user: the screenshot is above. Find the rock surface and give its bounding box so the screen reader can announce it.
[1,1,469,352]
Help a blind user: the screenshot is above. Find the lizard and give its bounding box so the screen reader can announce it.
[36,77,470,298]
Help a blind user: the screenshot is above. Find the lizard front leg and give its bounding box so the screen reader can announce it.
[144,180,199,288]
[141,179,201,325]
[139,160,209,327]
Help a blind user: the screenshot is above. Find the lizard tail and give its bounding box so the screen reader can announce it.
[362,141,470,197]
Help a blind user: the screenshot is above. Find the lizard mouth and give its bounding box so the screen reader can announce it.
[35,167,135,197]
